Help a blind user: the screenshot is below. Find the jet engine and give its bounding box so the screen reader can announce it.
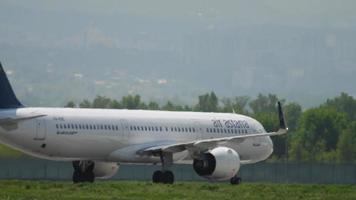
[193,147,240,181]
[92,161,119,179]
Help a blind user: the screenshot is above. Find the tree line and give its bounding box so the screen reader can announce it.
[66,92,356,164]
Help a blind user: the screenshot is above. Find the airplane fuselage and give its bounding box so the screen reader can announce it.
[0,107,273,165]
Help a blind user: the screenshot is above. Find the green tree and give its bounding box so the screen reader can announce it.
[325,92,356,120]
[337,121,356,163]
[195,92,218,112]
[284,102,302,131]
[148,101,160,110]
[92,96,112,109]
[249,94,284,114]
[221,96,250,114]
[121,95,145,109]
[65,101,76,108]
[110,100,122,109]
[161,101,186,111]
[289,107,348,162]
[79,99,92,108]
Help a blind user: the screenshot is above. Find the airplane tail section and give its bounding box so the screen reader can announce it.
[0,62,23,109]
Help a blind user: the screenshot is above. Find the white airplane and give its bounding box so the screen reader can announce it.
[0,62,287,185]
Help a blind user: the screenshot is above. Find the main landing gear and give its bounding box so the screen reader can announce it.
[72,161,95,183]
[152,152,175,184]
[230,175,242,185]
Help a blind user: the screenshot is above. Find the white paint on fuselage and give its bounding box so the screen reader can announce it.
[0,107,273,165]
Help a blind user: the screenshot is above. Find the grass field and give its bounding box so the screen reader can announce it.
[0,144,22,158]
[0,181,355,200]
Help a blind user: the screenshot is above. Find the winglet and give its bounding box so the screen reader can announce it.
[278,101,288,131]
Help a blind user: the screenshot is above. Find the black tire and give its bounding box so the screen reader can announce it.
[84,171,95,183]
[163,171,174,184]
[86,161,95,172]
[72,161,81,172]
[72,171,82,183]
[152,170,163,183]
[230,176,241,185]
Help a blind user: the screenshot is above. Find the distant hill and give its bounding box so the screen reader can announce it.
[1,1,355,107]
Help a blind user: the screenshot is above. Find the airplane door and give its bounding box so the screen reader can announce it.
[35,119,46,140]
[120,119,130,141]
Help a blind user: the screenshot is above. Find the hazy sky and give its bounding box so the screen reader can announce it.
[1,0,356,107]
[2,0,356,28]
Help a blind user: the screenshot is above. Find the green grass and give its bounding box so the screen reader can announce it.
[0,144,22,158]
[0,181,355,200]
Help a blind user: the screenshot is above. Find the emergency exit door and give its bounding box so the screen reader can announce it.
[35,119,46,140]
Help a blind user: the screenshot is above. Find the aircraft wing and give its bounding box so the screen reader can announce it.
[138,102,288,156]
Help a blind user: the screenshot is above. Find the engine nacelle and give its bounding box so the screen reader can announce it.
[193,147,240,181]
[92,161,119,179]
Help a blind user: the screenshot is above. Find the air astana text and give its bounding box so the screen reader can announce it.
[212,119,250,129]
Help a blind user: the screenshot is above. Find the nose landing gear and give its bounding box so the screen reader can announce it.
[230,175,242,185]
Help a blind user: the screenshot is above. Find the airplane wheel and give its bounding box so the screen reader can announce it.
[72,171,82,183]
[72,161,81,172]
[230,176,241,185]
[163,171,174,184]
[84,171,95,183]
[72,161,95,183]
[152,170,163,183]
